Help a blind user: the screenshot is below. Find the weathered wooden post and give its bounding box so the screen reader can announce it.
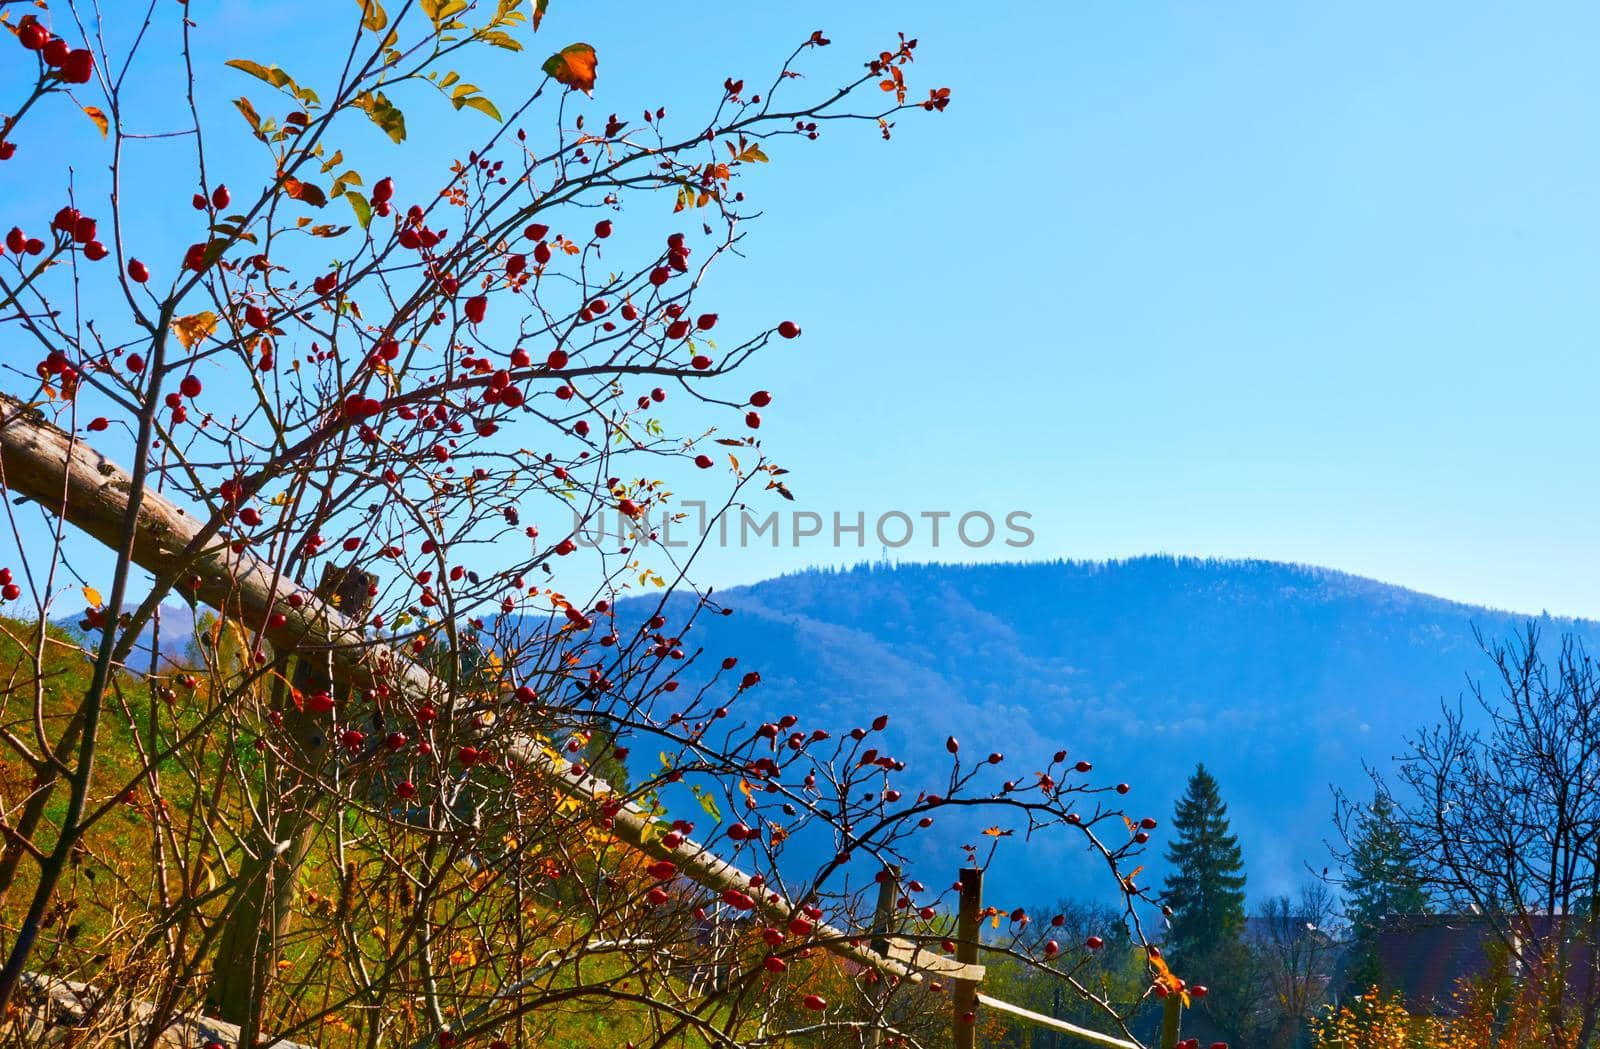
[954,867,983,1049]
[868,864,901,1049]
[1159,993,1182,1049]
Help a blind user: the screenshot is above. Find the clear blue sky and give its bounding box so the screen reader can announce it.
[14,1,1600,617]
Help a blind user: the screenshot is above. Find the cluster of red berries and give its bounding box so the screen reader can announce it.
[371,176,394,217]
[191,184,230,212]
[0,568,19,603]
[397,205,448,251]
[648,231,692,286]
[50,207,108,261]
[36,349,81,398]
[16,18,94,85]
[4,226,46,258]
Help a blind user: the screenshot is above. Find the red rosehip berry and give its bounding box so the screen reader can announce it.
[179,374,202,398]
[211,184,230,209]
[18,21,48,50]
[1085,936,1104,950]
[694,454,713,468]
[464,295,487,324]
[777,320,801,339]
[87,417,108,432]
[61,47,94,83]
[127,258,149,283]
[594,219,613,238]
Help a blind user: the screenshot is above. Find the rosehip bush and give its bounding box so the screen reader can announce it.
[0,3,1171,1047]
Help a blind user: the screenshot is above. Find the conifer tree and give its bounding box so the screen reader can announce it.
[1163,763,1249,960]
[1342,789,1429,991]
[1163,764,1256,1041]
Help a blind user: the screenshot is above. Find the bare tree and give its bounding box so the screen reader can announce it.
[1341,625,1600,1048]
[1253,882,1342,1048]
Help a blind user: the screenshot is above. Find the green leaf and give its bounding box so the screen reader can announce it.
[358,90,407,144]
[345,190,372,229]
[697,792,722,822]
[455,94,502,121]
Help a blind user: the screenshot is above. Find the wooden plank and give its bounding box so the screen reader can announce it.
[883,939,986,980]
[978,992,1142,1049]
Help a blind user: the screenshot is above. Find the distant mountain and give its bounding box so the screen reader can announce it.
[616,557,1600,909]
[50,603,201,672]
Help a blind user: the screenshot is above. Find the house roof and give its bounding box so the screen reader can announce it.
[1376,913,1600,1015]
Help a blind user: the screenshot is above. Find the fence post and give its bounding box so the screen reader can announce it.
[868,864,900,1049]
[954,867,983,1049]
[1159,993,1182,1049]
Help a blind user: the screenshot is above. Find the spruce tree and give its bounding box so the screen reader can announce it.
[1342,789,1429,991]
[1162,764,1256,1042]
[1162,763,1248,960]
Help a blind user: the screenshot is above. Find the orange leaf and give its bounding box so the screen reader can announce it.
[82,106,108,138]
[542,43,597,94]
[283,177,329,208]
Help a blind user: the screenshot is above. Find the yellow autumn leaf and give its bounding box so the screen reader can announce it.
[83,585,103,608]
[171,311,218,350]
[82,106,109,138]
